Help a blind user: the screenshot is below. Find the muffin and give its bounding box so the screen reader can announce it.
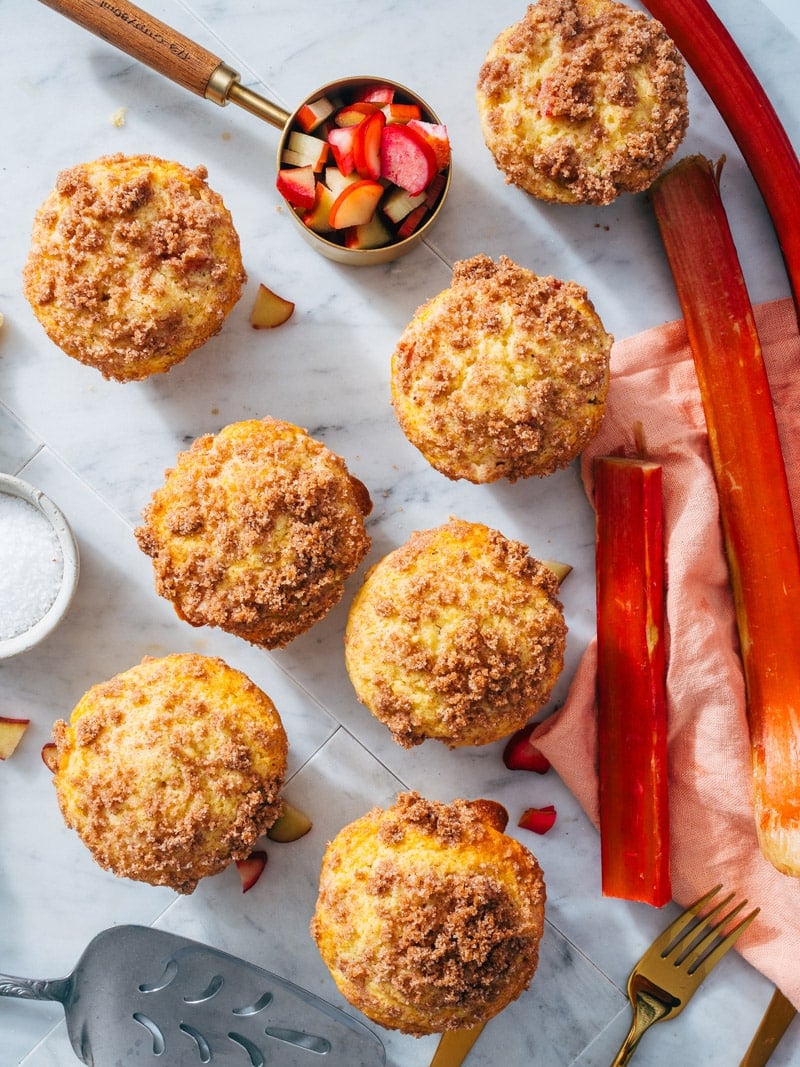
[135,417,372,649]
[391,254,612,483]
[311,791,547,1035]
[476,0,688,205]
[23,153,246,381]
[345,518,566,747]
[49,653,288,894]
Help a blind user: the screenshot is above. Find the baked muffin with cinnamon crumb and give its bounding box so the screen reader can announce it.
[476,0,688,205]
[23,154,246,381]
[136,417,372,648]
[391,254,611,483]
[49,653,288,894]
[345,518,566,747]
[311,791,546,1035]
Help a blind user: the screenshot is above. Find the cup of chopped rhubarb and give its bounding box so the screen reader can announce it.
[0,474,80,659]
[275,77,452,265]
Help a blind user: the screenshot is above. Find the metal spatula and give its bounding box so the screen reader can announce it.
[0,924,385,1065]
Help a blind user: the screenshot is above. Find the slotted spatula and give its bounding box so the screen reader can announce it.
[0,924,385,1065]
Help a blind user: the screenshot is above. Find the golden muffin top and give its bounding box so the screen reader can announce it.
[476,0,688,204]
[311,791,546,1035]
[136,417,372,648]
[50,653,288,894]
[345,518,566,747]
[391,254,612,482]
[23,153,246,381]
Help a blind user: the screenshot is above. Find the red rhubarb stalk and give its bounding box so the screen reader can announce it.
[595,456,671,906]
[651,154,800,878]
[642,0,800,315]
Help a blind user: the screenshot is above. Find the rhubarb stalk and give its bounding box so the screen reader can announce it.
[651,154,800,877]
[595,456,671,907]
[642,0,800,316]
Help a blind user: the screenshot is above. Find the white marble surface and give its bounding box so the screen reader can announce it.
[2,1,799,1065]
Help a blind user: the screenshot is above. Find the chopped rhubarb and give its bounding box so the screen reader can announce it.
[651,155,800,877]
[353,110,386,181]
[41,741,57,772]
[407,119,451,171]
[344,214,392,251]
[266,801,312,842]
[235,850,267,893]
[0,716,30,760]
[354,83,395,105]
[275,165,316,211]
[281,130,329,172]
[397,204,428,239]
[518,805,557,835]
[642,0,800,315]
[328,180,384,230]
[595,456,671,907]
[334,102,379,127]
[383,103,422,124]
[295,95,335,133]
[327,126,357,176]
[503,724,551,773]
[380,123,437,196]
[302,180,336,234]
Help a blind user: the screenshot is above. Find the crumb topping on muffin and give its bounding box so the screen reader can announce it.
[476,0,688,204]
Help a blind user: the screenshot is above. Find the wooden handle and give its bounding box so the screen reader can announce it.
[38,0,230,101]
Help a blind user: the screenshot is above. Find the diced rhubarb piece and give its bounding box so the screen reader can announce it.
[380,123,437,196]
[236,850,267,893]
[334,102,379,127]
[354,83,395,105]
[41,741,57,772]
[423,171,447,209]
[643,0,800,315]
[250,283,295,329]
[382,102,422,124]
[302,180,336,234]
[407,119,451,171]
[518,805,557,835]
[328,179,384,229]
[282,130,329,172]
[652,154,800,876]
[382,185,426,224]
[344,213,393,250]
[276,165,316,211]
[353,110,386,181]
[267,801,313,842]
[0,716,30,760]
[595,456,670,906]
[397,204,427,239]
[327,126,357,176]
[324,166,360,198]
[295,95,336,133]
[502,724,551,773]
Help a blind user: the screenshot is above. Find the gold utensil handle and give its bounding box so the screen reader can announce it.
[429,1023,487,1067]
[38,0,232,103]
[610,992,671,1066]
[739,988,797,1067]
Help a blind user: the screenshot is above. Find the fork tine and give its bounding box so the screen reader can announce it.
[684,904,760,981]
[650,884,723,956]
[671,891,738,964]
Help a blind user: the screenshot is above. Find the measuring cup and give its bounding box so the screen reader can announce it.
[38,0,451,265]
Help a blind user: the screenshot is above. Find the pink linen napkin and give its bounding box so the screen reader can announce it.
[531,297,800,1010]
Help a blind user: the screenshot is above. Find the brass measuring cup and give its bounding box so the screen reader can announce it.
[39,0,451,265]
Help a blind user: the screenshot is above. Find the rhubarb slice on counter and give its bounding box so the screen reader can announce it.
[652,155,800,878]
[642,0,800,314]
[595,456,671,906]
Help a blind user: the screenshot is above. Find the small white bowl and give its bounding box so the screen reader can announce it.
[0,473,80,659]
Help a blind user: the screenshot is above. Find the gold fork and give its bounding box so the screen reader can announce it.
[610,885,760,1066]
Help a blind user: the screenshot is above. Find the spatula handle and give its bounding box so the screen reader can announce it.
[37,0,235,104]
[0,973,71,1003]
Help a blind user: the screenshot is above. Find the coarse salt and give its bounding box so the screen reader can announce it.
[0,493,64,640]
